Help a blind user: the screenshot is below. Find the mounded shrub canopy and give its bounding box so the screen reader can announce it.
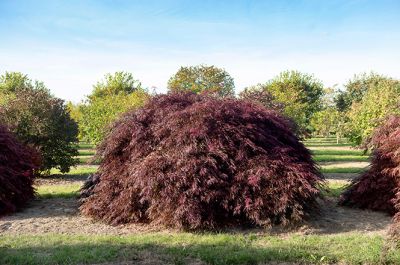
[340,115,400,215]
[80,93,323,229]
[0,125,40,216]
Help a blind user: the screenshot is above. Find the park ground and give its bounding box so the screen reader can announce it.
[1,138,399,264]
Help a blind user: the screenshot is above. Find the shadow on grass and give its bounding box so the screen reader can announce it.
[323,173,358,181]
[311,150,367,156]
[1,232,397,265]
[315,156,369,162]
[2,198,79,220]
[45,166,98,182]
[47,173,89,182]
[77,156,101,165]
[305,143,353,147]
[36,190,79,199]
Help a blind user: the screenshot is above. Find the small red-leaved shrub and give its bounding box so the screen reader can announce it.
[340,115,400,215]
[0,125,40,216]
[80,92,323,229]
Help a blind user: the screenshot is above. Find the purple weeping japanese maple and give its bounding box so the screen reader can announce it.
[340,115,400,215]
[80,92,323,229]
[0,125,40,216]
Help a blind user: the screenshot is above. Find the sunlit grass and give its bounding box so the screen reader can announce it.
[1,232,398,265]
[36,184,81,199]
[321,167,365,174]
[78,150,96,156]
[306,143,353,147]
[77,142,95,149]
[311,149,368,156]
[49,166,98,176]
[323,181,349,197]
[314,155,369,162]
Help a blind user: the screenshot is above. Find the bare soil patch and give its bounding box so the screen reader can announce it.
[319,161,369,168]
[0,198,167,235]
[0,196,391,236]
[324,173,358,181]
[300,197,391,235]
[35,177,86,186]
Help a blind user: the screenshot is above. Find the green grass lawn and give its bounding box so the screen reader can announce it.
[36,183,82,199]
[78,150,96,156]
[314,155,369,162]
[50,166,98,176]
[75,156,100,165]
[320,167,365,174]
[305,143,353,147]
[77,142,95,149]
[311,149,368,156]
[1,232,398,265]
[324,181,348,197]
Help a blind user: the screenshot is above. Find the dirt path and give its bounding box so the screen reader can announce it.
[0,196,391,236]
[299,197,391,235]
[324,173,358,181]
[319,161,369,168]
[0,198,164,235]
[35,177,85,186]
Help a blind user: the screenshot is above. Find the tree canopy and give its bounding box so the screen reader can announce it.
[239,85,285,112]
[80,72,149,144]
[337,72,396,112]
[346,76,400,145]
[168,65,235,97]
[90,71,142,99]
[242,71,324,135]
[0,72,78,173]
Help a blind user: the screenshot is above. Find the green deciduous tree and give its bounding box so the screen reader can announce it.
[310,87,346,142]
[347,77,400,145]
[66,101,85,140]
[244,71,324,135]
[0,72,33,93]
[239,85,285,112]
[337,72,395,111]
[0,72,78,173]
[80,72,149,144]
[90,71,142,99]
[310,108,345,140]
[168,65,235,97]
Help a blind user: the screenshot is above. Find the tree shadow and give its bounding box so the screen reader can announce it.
[300,198,392,235]
[0,198,79,221]
[0,237,382,265]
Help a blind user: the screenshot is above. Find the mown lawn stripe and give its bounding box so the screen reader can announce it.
[0,233,396,265]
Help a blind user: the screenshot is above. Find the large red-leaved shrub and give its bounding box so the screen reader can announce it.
[0,125,40,216]
[80,92,323,229]
[339,115,400,215]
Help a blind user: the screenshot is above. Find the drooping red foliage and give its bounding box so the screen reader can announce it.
[80,92,323,229]
[339,115,400,215]
[0,125,40,216]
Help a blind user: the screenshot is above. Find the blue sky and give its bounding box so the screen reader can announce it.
[0,0,399,102]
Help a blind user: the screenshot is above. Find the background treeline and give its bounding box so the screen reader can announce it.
[1,65,399,173]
